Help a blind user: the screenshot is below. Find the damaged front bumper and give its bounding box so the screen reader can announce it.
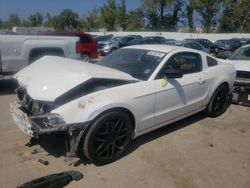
[10,101,34,136]
[10,101,90,155]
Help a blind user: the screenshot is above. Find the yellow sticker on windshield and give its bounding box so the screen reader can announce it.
[161,76,168,87]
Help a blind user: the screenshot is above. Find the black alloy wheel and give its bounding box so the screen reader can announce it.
[205,84,230,117]
[83,111,133,165]
[212,89,228,114]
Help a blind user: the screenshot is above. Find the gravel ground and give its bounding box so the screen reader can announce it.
[0,78,250,188]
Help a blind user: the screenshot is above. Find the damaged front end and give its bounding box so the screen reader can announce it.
[232,71,250,106]
[10,87,89,156]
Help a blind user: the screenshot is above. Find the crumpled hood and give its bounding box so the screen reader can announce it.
[14,56,137,101]
[229,60,250,72]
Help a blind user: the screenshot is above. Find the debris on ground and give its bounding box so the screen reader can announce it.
[18,170,83,188]
[31,149,38,154]
[240,129,246,133]
[25,138,39,147]
[38,159,49,166]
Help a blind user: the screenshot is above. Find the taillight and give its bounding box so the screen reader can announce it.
[76,41,81,53]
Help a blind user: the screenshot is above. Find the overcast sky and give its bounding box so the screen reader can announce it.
[0,0,141,21]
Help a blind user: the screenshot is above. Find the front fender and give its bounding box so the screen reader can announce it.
[52,94,136,125]
[87,102,136,122]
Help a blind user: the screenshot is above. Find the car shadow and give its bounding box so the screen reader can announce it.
[28,112,207,166]
[28,98,236,166]
[0,78,18,95]
[75,112,207,166]
[125,112,206,154]
[38,134,68,158]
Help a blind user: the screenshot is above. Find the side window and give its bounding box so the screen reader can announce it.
[206,56,218,67]
[80,35,92,43]
[166,52,202,74]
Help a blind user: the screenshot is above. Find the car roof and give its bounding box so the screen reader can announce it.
[144,36,165,38]
[183,40,203,45]
[42,31,92,36]
[240,44,250,48]
[124,44,201,54]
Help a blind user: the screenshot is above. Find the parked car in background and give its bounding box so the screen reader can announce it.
[164,40,209,53]
[210,39,241,59]
[143,36,165,41]
[185,38,213,51]
[42,31,98,62]
[118,35,143,47]
[0,34,81,76]
[95,34,113,43]
[162,39,176,43]
[126,37,165,46]
[98,36,121,56]
[231,38,250,47]
[0,31,18,35]
[11,45,235,165]
[228,44,250,86]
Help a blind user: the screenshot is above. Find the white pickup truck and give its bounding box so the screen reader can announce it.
[0,34,81,76]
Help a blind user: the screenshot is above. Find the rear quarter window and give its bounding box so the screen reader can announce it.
[80,35,92,43]
[207,56,218,67]
[165,52,202,74]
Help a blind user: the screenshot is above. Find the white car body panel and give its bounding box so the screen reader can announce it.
[53,81,156,135]
[12,45,236,140]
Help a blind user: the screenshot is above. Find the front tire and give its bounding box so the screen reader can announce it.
[83,111,133,165]
[205,84,230,117]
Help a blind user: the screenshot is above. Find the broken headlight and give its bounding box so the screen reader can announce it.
[30,114,65,129]
[31,101,56,114]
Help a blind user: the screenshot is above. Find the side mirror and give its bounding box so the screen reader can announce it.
[163,69,183,78]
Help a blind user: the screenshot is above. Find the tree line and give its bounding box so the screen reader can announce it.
[0,0,249,33]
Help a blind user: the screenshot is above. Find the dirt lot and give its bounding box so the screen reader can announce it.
[0,78,250,188]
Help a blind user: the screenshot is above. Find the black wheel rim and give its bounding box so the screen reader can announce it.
[81,54,89,62]
[94,118,130,160]
[212,89,228,114]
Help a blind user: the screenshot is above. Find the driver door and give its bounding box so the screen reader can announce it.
[154,52,209,126]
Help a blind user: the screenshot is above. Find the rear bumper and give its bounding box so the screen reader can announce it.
[232,86,250,106]
[215,49,233,59]
[99,48,111,56]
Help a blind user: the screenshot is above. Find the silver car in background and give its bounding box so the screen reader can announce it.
[98,37,121,56]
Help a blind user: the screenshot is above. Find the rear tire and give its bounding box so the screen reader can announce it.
[81,53,90,62]
[83,111,133,165]
[205,84,230,117]
[110,47,117,54]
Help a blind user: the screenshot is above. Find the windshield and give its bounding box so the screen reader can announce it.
[229,46,250,60]
[97,48,166,80]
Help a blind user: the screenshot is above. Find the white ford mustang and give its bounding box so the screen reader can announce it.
[10,45,235,164]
